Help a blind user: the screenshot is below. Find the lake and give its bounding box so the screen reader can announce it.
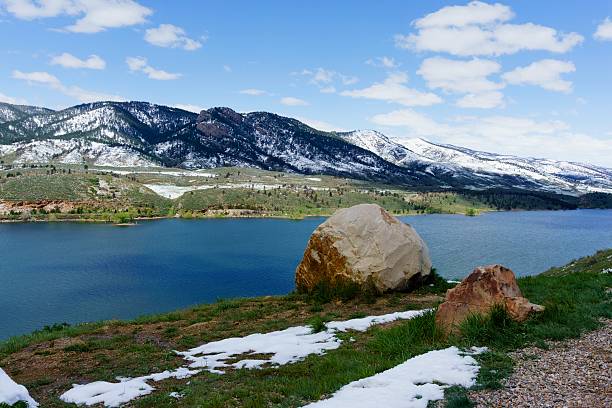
[1,209,611,339]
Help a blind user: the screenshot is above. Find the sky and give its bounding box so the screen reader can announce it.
[1,0,612,167]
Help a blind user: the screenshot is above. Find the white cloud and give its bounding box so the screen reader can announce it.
[0,92,27,104]
[174,104,204,113]
[414,1,513,28]
[50,52,105,69]
[144,24,202,51]
[280,96,309,106]
[239,89,268,96]
[366,56,399,69]
[594,18,612,41]
[294,116,346,132]
[397,1,583,56]
[371,108,612,166]
[456,91,505,109]
[126,57,181,80]
[341,72,442,107]
[3,0,152,33]
[502,59,575,93]
[12,70,61,86]
[320,86,336,94]
[296,68,358,90]
[418,57,503,94]
[223,65,232,72]
[12,69,123,102]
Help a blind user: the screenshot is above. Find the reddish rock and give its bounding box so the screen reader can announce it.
[435,264,544,333]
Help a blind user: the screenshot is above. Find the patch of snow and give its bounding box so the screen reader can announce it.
[169,391,183,399]
[60,367,199,407]
[59,310,428,406]
[0,368,39,407]
[302,346,486,408]
[144,182,285,199]
[179,310,428,374]
[306,177,322,182]
[143,184,215,199]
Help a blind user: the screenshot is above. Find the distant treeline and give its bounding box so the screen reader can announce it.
[455,189,612,211]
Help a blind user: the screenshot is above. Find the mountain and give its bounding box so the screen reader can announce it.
[339,130,612,194]
[0,102,54,124]
[0,100,611,195]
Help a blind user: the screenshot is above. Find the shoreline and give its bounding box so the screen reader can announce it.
[3,206,612,225]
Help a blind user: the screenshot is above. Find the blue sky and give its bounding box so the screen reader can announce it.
[1,1,612,166]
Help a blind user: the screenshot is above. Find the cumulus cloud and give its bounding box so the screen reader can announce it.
[418,57,503,94]
[502,59,575,93]
[371,108,612,166]
[126,57,181,80]
[2,0,152,33]
[50,52,105,69]
[396,1,583,56]
[416,57,505,108]
[0,92,27,105]
[12,69,123,102]
[280,96,309,106]
[239,89,268,96]
[295,68,358,92]
[294,116,346,132]
[456,91,505,109]
[174,104,204,113]
[341,72,442,107]
[144,24,202,50]
[594,18,612,41]
[366,56,399,69]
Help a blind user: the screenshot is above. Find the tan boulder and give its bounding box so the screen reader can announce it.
[295,204,432,293]
[435,264,544,333]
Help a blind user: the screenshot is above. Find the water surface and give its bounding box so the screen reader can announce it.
[1,209,611,339]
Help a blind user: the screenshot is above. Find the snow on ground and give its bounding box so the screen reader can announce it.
[144,182,285,199]
[179,310,428,374]
[302,346,486,408]
[94,168,217,178]
[60,367,199,407]
[59,310,427,406]
[143,183,215,199]
[306,177,322,181]
[0,367,39,407]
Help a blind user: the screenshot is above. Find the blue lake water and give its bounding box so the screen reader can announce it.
[1,209,611,339]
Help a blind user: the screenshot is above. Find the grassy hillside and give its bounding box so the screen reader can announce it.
[1,250,610,407]
[1,164,610,222]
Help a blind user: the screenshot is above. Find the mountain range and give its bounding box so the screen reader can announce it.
[1,101,611,195]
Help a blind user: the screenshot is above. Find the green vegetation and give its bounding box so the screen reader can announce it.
[1,250,609,407]
[3,164,609,223]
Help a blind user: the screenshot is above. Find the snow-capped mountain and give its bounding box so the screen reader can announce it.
[0,101,610,194]
[0,102,53,124]
[339,129,612,194]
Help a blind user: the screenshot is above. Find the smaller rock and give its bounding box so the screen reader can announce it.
[435,264,544,333]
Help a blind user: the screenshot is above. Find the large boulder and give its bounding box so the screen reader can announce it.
[435,264,544,333]
[295,204,432,293]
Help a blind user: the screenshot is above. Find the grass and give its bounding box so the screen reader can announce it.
[0,250,610,407]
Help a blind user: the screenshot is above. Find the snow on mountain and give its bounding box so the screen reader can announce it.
[335,129,612,194]
[2,139,157,167]
[0,102,53,124]
[0,100,610,195]
[339,130,423,167]
[399,138,612,194]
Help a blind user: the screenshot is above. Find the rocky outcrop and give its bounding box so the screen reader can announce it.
[436,264,544,333]
[295,204,432,293]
